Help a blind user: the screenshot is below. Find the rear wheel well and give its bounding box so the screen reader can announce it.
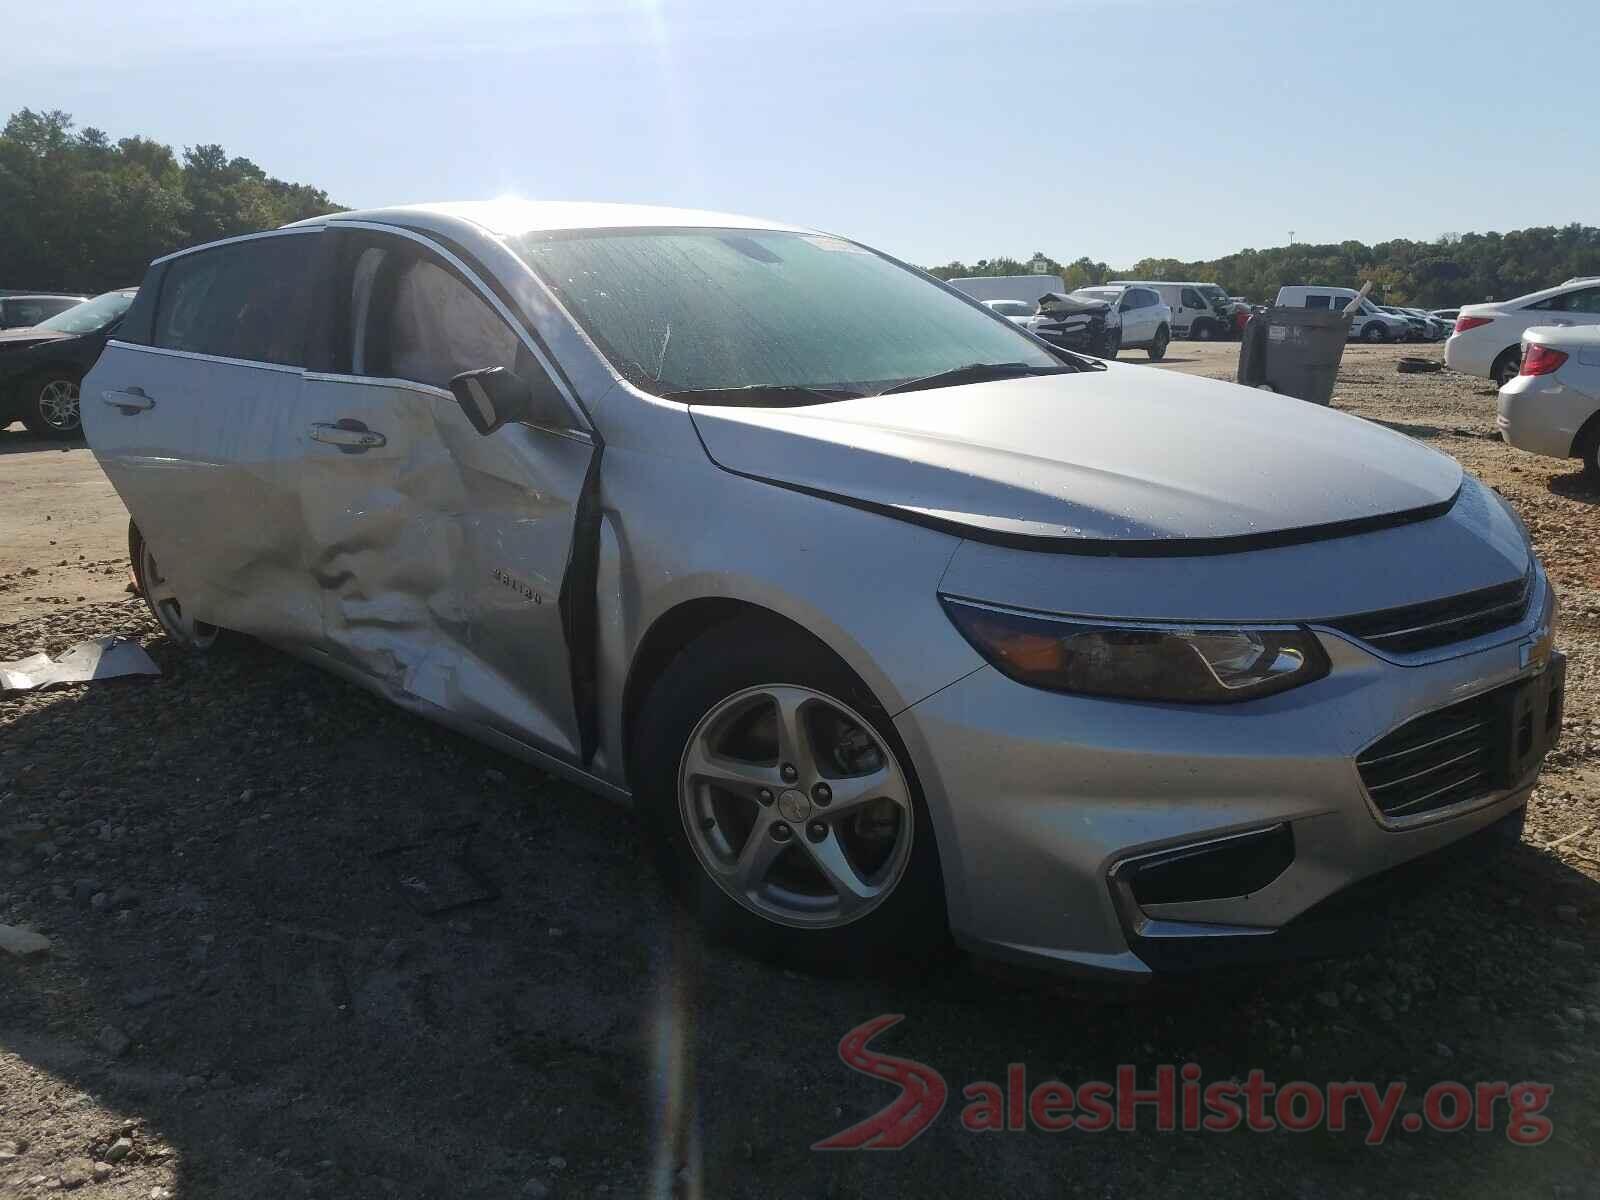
[1572,408,1600,460]
[621,598,819,782]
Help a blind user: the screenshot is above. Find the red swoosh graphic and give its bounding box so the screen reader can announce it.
[812,1014,947,1150]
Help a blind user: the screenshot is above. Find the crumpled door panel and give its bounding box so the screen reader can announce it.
[295,375,591,761]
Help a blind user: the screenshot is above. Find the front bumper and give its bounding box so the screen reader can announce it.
[894,581,1561,977]
[1498,372,1596,460]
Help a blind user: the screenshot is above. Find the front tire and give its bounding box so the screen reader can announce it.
[1361,322,1388,344]
[19,370,82,439]
[1491,347,1523,388]
[631,615,947,973]
[1192,320,1215,342]
[1099,326,1121,359]
[1147,325,1170,361]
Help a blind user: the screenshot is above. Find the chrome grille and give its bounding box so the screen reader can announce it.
[1324,568,1532,655]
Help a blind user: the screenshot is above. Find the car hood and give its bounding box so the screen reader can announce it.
[689,367,1463,552]
[0,327,73,351]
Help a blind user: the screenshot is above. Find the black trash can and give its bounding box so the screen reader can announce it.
[1235,307,1349,405]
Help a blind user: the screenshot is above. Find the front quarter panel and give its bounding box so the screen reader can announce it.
[591,392,981,783]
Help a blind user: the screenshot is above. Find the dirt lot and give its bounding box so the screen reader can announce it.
[2,344,1598,1199]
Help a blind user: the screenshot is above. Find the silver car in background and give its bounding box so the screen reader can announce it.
[84,202,1563,977]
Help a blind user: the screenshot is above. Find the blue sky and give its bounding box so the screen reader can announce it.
[5,0,1595,267]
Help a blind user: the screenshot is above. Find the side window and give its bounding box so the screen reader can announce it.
[349,239,519,389]
[1180,287,1205,309]
[1304,294,1331,310]
[153,234,314,365]
[1561,287,1600,314]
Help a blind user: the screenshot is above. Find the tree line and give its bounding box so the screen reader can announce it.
[0,108,343,294]
[928,224,1600,308]
[6,107,1597,308]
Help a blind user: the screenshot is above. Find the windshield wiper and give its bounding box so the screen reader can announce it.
[875,360,1081,396]
[661,384,867,408]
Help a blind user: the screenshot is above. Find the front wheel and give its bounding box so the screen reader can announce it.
[1099,326,1121,359]
[1362,322,1388,344]
[19,370,82,439]
[1192,321,1215,342]
[631,615,947,973]
[1147,325,1170,361]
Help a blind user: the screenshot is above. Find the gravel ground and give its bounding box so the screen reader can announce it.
[2,342,1598,1198]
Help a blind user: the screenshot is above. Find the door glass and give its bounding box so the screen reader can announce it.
[354,247,519,389]
[1305,295,1331,310]
[1181,288,1204,308]
[153,234,314,365]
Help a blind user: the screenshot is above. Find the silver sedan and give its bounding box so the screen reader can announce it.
[83,201,1563,976]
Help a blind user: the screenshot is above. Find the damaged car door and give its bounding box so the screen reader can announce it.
[87,229,326,645]
[297,225,597,761]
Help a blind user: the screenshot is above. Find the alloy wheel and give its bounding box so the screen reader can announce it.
[677,684,915,929]
[138,538,220,650]
[37,378,80,431]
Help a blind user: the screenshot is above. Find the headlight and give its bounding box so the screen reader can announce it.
[941,598,1330,703]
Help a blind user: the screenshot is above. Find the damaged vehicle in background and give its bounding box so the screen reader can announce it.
[1,289,136,437]
[84,201,1563,978]
[1030,284,1171,360]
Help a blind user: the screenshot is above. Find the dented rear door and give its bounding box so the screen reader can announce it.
[295,225,592,761]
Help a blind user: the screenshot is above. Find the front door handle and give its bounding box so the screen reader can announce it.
[309,420,386,452]
[102,388,155,414]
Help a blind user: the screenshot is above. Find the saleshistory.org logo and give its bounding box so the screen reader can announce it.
[812,1016,1555,1150]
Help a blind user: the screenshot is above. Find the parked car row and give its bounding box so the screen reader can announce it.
[0,289,136,437]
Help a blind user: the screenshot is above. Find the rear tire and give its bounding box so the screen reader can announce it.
[1147,325,1169,361]
[1491,347,1523,388]
[1580,426,1600,484]
[129,521,225,651]
[630,614,948,974]
[18,370,82,439]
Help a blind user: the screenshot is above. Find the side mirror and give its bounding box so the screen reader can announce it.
[448,364,568,436]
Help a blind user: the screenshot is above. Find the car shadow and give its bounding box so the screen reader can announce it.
[1,606,1596,1197]
[0,425,80,455]
[1549,468,1600,505]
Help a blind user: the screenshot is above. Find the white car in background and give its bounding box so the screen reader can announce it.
[1274,286,1412,343]
[983,298,1037,323]
[1446,278,1600,387]
[1061,284,1172,359]
[1497,324,1600,480]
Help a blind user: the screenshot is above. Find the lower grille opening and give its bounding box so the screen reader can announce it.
[1358,666,1563,823]
[1125,824,1295,906]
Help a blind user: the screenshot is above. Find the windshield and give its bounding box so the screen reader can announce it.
[1197,284,1227,302]
[987,300,1036,316]
[34,290,134,334]
[512,228,1061,402]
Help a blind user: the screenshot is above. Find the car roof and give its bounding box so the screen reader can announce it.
[293,199,813,240]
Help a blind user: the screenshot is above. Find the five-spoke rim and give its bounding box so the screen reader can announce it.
[677,684,914,929]
[37,378,80,430]
[139,539,219,649]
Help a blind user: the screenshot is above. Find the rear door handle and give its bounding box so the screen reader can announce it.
[102,388,155,414]
[309,420,386,451]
